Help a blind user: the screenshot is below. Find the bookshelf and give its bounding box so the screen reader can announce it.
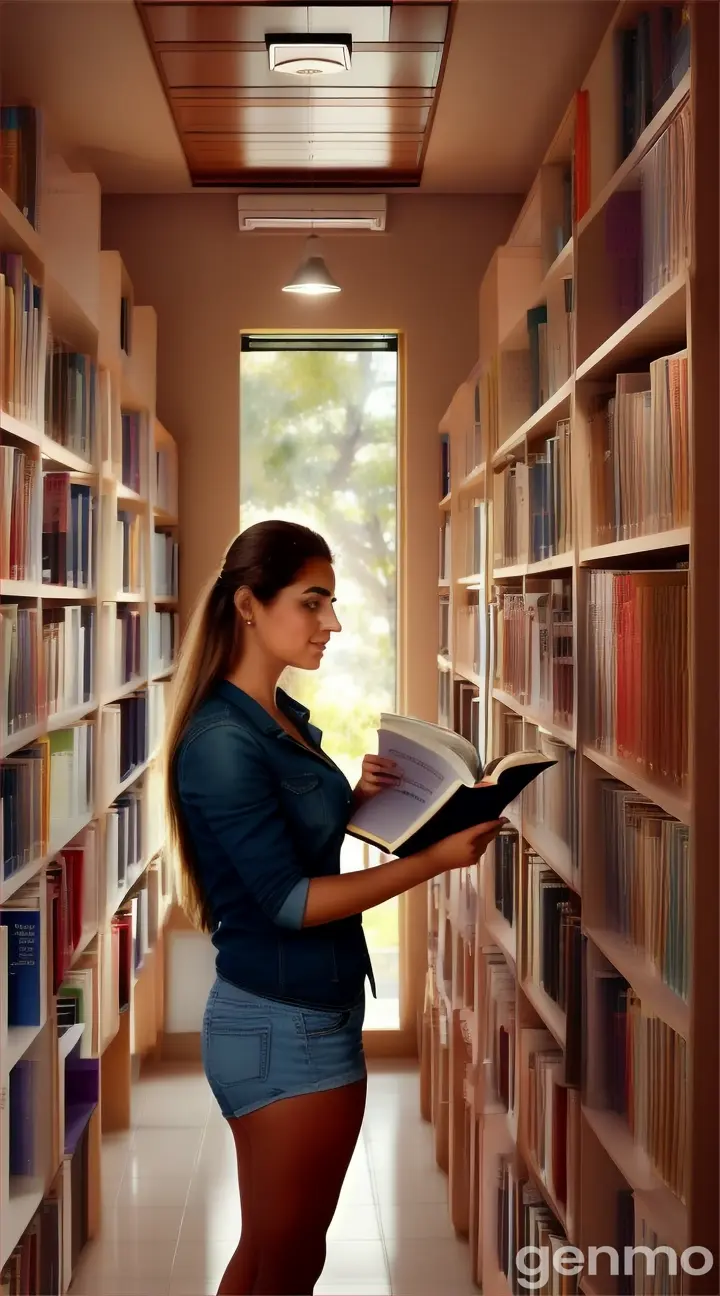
[422,5,717,1294]
[0,112,178,1288]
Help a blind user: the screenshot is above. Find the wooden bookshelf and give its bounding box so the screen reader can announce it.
[421,6,718,1294]
[0,113,178,1287]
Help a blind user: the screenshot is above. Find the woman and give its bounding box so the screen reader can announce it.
[165,520,502,1296]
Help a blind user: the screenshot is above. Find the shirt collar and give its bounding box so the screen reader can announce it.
[215,680,310,735]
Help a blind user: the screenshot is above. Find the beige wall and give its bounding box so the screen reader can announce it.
[102,192,519,721]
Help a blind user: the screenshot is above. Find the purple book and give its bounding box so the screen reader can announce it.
[9,1059,35,1175]
[605,190,643,320]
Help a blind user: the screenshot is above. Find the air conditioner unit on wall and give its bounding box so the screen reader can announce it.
[237,193,387,232]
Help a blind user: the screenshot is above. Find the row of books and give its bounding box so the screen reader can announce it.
[155,446,178,517]
[0,1191,61,1296]
[529,421,572,562]
[438,516,451,583]
[0,445,39,581]
[0,252,43,425]
[606,98,691,322]
[493,828,517,928]
[1,724,93,878]
[600,780,689,1001]
[497,1157,578,1295]
[113,508,144,596]
[494,582,574,730]
[524,732,576,856]
[1,606,40,738]
[47,828,98,995]
[456,591,489,682]
[150,609,178,676]
[101,691,148,798]
[527,285,573,413]
[520,1026,582,1219]
[525,853,581,1040]
[589,352,689,545]
[619,5,690,160]
[0,105,41,229]
[42,475,94,589]
[106,787,144,910]
[105,604,143,688]
[153,530,179,598]
[482,948,516,1113]
[494,462,527,567]
[593,978,687,1200]
[454,677,486,767]
[121,411,144,497]
[586,569,688,788]
[45,343,99,464]
[440,432,450,499]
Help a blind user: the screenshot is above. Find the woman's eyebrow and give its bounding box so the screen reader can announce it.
[303,586,336,602]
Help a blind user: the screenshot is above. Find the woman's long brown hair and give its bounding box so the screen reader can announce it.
[163,520,332,930]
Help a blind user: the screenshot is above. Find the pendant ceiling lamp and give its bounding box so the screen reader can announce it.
[282,235,342,296]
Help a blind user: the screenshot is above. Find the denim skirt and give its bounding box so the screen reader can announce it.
[202,975,367,1119]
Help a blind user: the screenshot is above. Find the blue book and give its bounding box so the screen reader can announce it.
[9,1059,35,1175]
[0,908,42,1025]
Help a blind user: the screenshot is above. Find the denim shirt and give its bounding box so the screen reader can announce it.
[175,680,376,1009]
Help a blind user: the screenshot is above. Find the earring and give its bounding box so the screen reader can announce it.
[246,619,253,626]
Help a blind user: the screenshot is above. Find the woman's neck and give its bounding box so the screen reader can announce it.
[226,649,284,715]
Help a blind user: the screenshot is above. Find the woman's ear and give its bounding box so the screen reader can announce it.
[233,586,254,623]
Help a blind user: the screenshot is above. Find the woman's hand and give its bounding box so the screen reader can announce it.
[353,754,401,806]
[425,820,506,872]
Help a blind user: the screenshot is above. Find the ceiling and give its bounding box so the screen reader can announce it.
[0,0,615,195]
[135,1,454,188]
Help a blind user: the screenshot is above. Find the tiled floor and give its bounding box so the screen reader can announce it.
[70,1061,477,1296]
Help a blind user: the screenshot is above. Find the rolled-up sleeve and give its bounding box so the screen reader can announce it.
[177,723,309,929]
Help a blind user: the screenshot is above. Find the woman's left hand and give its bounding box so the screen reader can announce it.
[354,754,402,803]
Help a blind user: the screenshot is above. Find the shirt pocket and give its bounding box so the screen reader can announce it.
[279,773,329,834]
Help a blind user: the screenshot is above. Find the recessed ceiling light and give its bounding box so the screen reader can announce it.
[266,34,352,78]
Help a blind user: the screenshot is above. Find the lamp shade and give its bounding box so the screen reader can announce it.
[282,235,341,295]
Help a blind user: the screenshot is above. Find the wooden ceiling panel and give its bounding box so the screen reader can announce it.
[135,0,455,187]
[173,101,430,131]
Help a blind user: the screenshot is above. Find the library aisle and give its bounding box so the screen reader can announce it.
[68,1063,477,1296]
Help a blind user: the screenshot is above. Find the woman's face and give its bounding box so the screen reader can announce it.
[250,558,341,670]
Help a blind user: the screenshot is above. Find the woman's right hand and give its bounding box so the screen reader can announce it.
[426,820,506,873]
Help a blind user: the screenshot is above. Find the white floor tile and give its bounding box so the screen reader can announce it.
[79,1062,476,1296]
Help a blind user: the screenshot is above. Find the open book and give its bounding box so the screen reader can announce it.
[347,713,555,858]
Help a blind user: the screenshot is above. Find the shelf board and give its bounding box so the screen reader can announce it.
[581,745,690,824]
[492,563,526,580]
[576,274,687,380]
[40,435,96,475]
[581,1107,687,1250]
[0,811,94,903]
[0,410,42,448]
[71,923,99,967]
[499,244,574,352]
[578,71,691,238]
[115,590,146,604]
[438,579,450,591]
[6,1021,45,1072]
[521,1141,568,1234]
[1,699,98,759]
[484,909,516,967]
[439,492,452,511]
[579,527,690,564]
[492,378,574,467]
[455,662,482,688]
[529,714,575,748]
[154,506,179,526]
[105,755,153,808]
[522,820,577,892]
[0,188,42,267]
[102,677,148,706]
[492,687,525,717]
[457,463,486,494]
[526,550,574,575]
[58,1021,85,1060]
[585,928,690,1039]
[457,573,485,587]
[116,482,148,506]
[151,665,175,682]
[0,580,96,601]
[521,978,567,1049]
